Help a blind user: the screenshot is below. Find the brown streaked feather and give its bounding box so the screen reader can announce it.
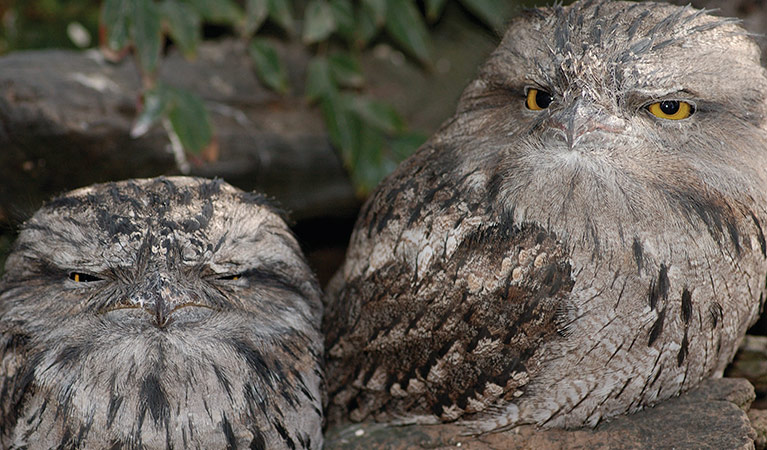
[325,152,575,424]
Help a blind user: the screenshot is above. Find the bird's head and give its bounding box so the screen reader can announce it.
[440,0,767,255]
[1,176,321,345]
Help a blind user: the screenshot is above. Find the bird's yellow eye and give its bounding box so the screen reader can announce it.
[526,88,554,111]
[69,272,102,282]
[647,100,694,120]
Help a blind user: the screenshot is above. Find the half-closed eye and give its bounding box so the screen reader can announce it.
[216,273,243,281]
[69,272,103,282]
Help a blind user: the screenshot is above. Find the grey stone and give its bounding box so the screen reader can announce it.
[326,378,757,449]
[0,41,355,224]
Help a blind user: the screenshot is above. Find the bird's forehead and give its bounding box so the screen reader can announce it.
[500,1,757,94]
[22,178,283,269]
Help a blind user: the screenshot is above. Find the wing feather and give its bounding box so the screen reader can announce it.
[324,149,575,425]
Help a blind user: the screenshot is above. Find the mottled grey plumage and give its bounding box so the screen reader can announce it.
[324,0,767,431]
[0,177,324,448]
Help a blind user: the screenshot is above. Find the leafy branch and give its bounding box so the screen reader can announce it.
[99,0,508,195]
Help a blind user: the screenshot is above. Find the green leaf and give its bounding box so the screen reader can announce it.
[101,0,131,50]
[303,1,336,44]
[131,84,214,153]
[267,0,295,33]
[362,0,386,25]
[354,2,379,46]
[426,0,448,22]
[458,0,506,30]
[328,53,363,88]
[305,56,335,102]
[160,0,201,58]
[185,0,243,23]
[132,0,162,74]
[131,85,172,138]
[320,92,359,165]
[352,97,404,134]
[167,87,213,153]
[248,38,289,94]
[243,0,269,36]
[384,0,432,64]
[329,0,355,41]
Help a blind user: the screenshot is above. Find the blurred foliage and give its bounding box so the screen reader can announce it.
[0,0,100,53]
[0,0,532,194]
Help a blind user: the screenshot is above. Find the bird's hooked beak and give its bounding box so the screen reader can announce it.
[128,272,191,328]
[549,98,626,150]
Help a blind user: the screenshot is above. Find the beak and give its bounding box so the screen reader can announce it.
[129,272,186,328]
[548,99,626,150]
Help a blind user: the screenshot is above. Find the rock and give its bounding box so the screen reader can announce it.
[750,409,767,450]
[0,41,355,224]
[326,378,757,449]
